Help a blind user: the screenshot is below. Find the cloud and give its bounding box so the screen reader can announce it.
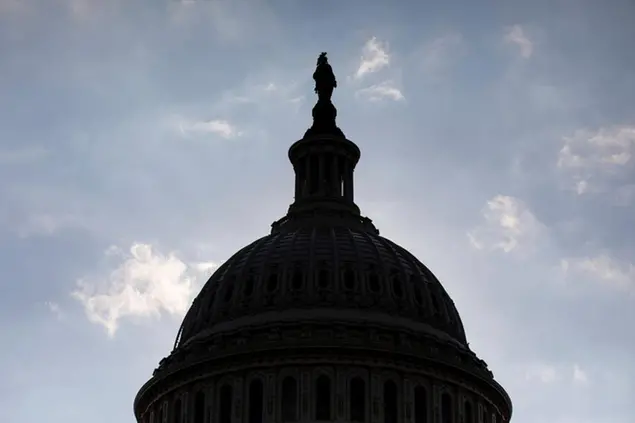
[504,25,534,58]
[525,363,591,386]
[178,118,241,139]
[468,195,545,253]
[418,31,464,77]
[525,362,559,384]
[72,243,218,337]
[558,125,635,194]
[354,37,390,79]
[45,301,64,320]
[573,364,589,385]
[356,80,404,102]
[561,254,635,293]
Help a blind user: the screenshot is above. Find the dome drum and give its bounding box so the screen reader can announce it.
[135,358,509,423]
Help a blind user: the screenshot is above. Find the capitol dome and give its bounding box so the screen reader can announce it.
[175,224,468,350]
[134,53,512,423]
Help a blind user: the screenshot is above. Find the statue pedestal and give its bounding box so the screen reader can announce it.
[305,100,344,138]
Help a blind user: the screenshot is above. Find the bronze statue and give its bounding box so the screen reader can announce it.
[313,52,337,102]
[305,52,344,138]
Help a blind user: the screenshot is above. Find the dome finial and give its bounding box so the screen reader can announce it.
[305,52,344,137]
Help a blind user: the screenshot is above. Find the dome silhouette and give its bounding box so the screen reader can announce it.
[134,53,512,423]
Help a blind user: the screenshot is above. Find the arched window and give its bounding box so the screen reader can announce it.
[414,386,427,423]
[173,398,182,423]
[157,405,164,423]
[383,380,398,423]
[249,379,264,423]
[317,268,330,289]
[315,375,332,420]
[291,267,304,290]
[244,274,255,297]
[219,385,233,423]
[194,391,205,423]
[464,401,473,423]
[441,393,453,423]
[282,377,298,422]
[480,405,488,423]
[350,377,366,422]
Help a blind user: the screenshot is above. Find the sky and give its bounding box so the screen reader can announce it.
[0,0,634,422]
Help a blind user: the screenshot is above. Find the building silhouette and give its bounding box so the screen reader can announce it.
[134,53,512,423]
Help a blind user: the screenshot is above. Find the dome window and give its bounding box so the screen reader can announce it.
[267,268,279,293]
[463,400,473,423]
[391,274,403,298]
[441,393,453,423]
[315,375,332,420]
[173,398,182,423]
[480,405,488,423]
[249,379,264,423]
[281,376,298,422]
[219,385,233,423]
[224,284,234,303]
[413,286,423,306]
[349,377,366,422]
[343,267,356,290]
[244,274,255,298]
[414,386,428,423]
[383,380,398,423]
[368,270,381,293]
[317,268,330,289]
[291,267,304,290]
[194,391,205,423]
[430,292,440,317]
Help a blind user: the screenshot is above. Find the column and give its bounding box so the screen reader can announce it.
[234,377,244,423]
[331,155,340,197]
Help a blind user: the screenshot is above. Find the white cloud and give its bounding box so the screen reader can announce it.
[72,243,218,337]
[573,364,589,385]
[525,363,559,383]
[419,32,464,77]
[263,82,277,91]
[45,301,64,320]
[178,118,241,139]
[354,37,390,79]
[356,80,404,102]
[504,25,533,58]
[468,195,545,253]
[558,125,635,194]
[525,363,591,386]
[561,254,635,292]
